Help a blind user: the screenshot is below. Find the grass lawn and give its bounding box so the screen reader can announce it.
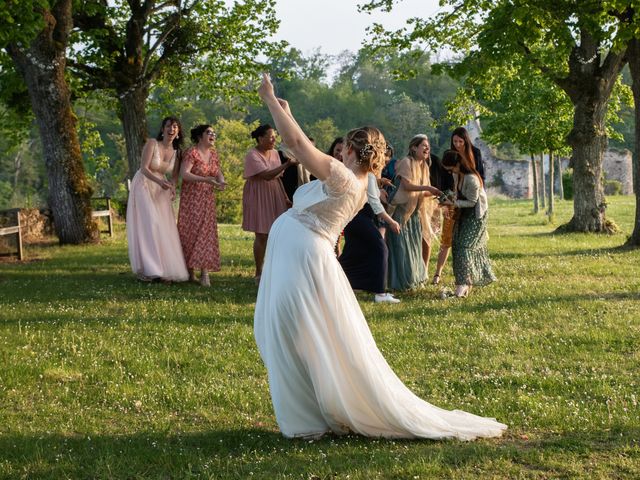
[0,196,639,479]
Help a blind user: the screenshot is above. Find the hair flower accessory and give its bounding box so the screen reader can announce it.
[359,143,374,161]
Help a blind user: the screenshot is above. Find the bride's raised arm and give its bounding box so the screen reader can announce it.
[258,73,333,181]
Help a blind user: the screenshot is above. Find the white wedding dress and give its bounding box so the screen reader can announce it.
[254,160,507,440]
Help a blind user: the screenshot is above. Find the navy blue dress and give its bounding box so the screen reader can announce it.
[339,203,388,293]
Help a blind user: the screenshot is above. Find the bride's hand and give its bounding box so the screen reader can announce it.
[276,98,292,115]
[258,73,275,101]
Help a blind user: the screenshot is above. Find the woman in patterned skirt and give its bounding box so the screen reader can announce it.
[178,124,226,287]
[440,150,496,298]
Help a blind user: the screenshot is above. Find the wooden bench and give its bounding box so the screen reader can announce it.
[0,208,24,260]
[91,197,113,237]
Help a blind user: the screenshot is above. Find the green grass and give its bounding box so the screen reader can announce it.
[0,196,639,479]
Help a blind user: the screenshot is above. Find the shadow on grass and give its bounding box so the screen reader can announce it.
[0,427,637,478]
[392,290,640,322]
[0,268,260,305]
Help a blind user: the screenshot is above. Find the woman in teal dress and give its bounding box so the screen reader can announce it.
[441,150,496,298]
[386,135,441,290]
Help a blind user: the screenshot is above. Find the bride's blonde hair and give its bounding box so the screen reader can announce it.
[343,126,387,177]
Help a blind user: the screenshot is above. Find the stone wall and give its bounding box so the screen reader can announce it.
[603,148,633,195]
[465,119,634,198]
[466,120,534,198]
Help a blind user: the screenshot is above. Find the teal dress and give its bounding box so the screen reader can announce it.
[386,175,427,291]
[451,189,496,286]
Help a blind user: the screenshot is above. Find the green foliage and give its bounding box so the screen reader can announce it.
[562,168,574,200]
[304,118,340,153]
[0,196,639,477]
[250,48,453,155]
[211,118,258,224]
[0,0,49,46]
[604,179,623,196]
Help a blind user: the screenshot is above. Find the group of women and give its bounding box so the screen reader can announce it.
[123,78,506,442]
[126,117,225,287]
[336,127,495,301]
[253,72,506,441]
[127,115,495,302]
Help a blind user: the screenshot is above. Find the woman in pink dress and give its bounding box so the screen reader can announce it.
[126,116,189,282]
[127,117,188,282]
[177,124,226,287]
[242,124,295,284]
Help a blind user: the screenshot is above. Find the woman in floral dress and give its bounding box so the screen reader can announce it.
[178,124,226,287]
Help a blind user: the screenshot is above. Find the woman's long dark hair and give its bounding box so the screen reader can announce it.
[156,116,184,151]
[441,148,483,186]
[155,116,184,174]
[450,127,482,186]
[450,127,475,168]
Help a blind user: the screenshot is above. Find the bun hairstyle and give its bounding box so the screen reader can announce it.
[251,124,274,141]
[343,126,387,176]
[156,116,184,150]
[190,124,212,144]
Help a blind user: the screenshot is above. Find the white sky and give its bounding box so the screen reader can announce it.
[271,0,443,57]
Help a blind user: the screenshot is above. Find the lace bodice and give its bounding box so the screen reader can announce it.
[149,140,176,174]
[288,160,367,244]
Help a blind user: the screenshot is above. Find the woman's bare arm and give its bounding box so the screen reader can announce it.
[258,73,333,181]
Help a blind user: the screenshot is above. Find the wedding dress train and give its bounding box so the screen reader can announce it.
[254,160,506,440]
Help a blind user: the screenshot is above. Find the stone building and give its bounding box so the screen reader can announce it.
[465,119,634,199]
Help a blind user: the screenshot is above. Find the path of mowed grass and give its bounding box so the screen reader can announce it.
[0,197,638,479]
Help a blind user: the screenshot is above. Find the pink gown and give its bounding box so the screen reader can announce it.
[126,140,188,281]
[242,148,289,234]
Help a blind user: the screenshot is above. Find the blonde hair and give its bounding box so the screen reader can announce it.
[407,134,431,166]
[343,126,387,176]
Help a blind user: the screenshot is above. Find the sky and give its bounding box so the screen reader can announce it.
[270,0,443,57]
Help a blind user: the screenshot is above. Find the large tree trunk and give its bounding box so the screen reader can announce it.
[626,37,640,247]
[530,153,539,213]
[547,149,555,216]
[7,1,97,244]
[556,29,626,233]
[565,96,609,231]
[118,85,149,177]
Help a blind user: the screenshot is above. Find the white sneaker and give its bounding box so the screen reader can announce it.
[374,293,401,304]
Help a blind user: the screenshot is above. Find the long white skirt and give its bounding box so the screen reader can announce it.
[254,212,507,440]
[126,171,188,282]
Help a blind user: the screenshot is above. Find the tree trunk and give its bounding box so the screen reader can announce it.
[565,96,609,231]
[626,37,640,247]
[556,155,564,200]
[539,153,546,209]
[530,153,539,213]
[556,29,625,233]
[557,155,564,200]
[118,85,149,177]
[7,1,97,244]
[548,149,555,216]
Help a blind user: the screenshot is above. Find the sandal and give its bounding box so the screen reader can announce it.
[431,274,441,285]
[200,274,211,287]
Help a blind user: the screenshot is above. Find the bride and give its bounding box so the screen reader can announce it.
[254,73,507,440]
